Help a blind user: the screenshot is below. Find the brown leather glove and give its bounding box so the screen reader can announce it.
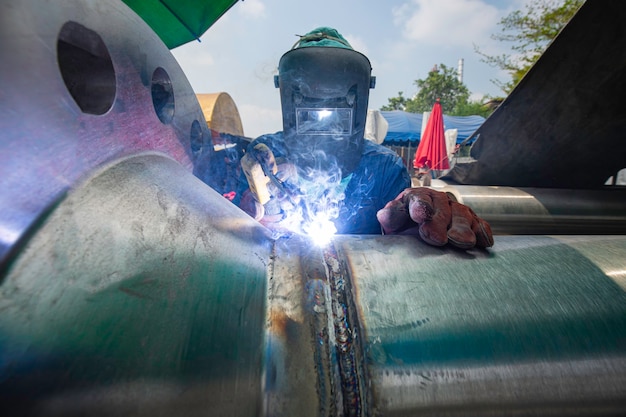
[376,187,494,249]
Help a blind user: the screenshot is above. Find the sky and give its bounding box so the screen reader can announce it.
[172,0,531,139]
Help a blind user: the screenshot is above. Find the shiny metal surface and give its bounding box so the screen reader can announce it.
[0,0,210,266]
[1,154,272,416]
[4,174,626,416]
[265,234,626,417]
[331,235,626,416]
[441,185,626,234]
[3,0,626,416]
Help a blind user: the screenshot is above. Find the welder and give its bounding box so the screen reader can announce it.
[235,27,493,249]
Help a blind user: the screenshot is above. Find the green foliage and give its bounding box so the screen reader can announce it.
[382,63,490,117]
[453,100,493,118]
[380,91,409,111]
[382,1,584,116]
[407,64,470,114]
[475,0,585,93]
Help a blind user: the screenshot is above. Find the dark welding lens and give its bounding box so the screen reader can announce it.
[295,108,353,135]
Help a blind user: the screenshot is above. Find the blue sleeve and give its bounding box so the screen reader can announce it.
[337,143,410,234]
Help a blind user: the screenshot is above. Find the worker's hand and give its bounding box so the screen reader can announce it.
[239,186,300,232]
[376,187,494,249]
[240,143,301,231]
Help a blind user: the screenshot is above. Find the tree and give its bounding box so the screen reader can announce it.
[408,64,470,114]
[475,0,585,93]
[382,63,475,115]
[380,91,408,111]
[453,100,494,118]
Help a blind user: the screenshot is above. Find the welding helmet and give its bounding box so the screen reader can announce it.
[274,28,376,177]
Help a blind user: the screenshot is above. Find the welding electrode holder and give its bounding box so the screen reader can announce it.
[240,143,311,224]
[241,143,278,206]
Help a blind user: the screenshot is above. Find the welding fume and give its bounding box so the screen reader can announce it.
[234,27,493,249]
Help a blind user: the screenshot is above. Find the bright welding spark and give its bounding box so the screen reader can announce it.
[303,213,337,247]
[317,109,332,120]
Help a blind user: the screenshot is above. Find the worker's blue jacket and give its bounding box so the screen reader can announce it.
[235,132,411,234]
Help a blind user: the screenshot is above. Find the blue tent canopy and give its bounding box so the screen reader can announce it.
[381,110,485,146]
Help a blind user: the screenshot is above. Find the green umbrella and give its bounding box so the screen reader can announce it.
[122,0,239,49]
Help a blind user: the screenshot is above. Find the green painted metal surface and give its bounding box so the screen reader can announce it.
[332,235,626,415]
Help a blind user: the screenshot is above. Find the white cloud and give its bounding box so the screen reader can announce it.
[237,0,267,19]
[393,0,499,47]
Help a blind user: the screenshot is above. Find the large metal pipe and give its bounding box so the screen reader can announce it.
[0,154,273,416]
[331,235,626,416]
[2,154,625,417]
[440,184,626,235]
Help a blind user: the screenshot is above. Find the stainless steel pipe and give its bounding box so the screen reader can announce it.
[3,154,625,416]
[0,154,273,416]
[440,184,626,235]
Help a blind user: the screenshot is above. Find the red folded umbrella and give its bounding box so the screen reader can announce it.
[413,99,450,171]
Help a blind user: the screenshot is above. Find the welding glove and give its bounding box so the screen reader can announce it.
[376,187,494,249]
[240,143,300,230]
